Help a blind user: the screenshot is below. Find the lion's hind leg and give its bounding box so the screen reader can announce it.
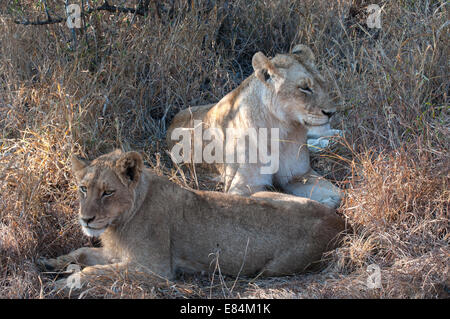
[258,249,315,277]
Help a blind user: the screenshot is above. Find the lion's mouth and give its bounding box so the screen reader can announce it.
[81,225,107,237]
[304,121,327,127]
[79,218,110,237]
[298,114,329,127]
[86,225,105,230]
[303,118,329,127]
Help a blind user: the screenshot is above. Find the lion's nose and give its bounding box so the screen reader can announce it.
[81,216,95,225]
[322,110,336,118]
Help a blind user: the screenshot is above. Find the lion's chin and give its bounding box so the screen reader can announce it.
[82,226,107,237]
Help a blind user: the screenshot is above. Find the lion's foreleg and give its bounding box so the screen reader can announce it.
[225,165,270,195]
[283,169,342,209]
[38,247,111,272]
[53,261,172,291]
[52,261,129,291]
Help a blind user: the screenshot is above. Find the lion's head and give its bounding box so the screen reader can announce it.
[252,44,336,129]
[71,150,143,237]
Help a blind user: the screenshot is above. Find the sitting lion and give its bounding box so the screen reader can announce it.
[166,44,342,208]
[38,150,344,288]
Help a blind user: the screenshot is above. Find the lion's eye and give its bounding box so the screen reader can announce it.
[79,186,87,193]
[299,85,313,95]
[102,190,115,198]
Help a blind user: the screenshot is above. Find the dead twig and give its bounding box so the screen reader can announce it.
[14,0,151,26]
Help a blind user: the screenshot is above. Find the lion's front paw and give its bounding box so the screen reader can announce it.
[307,138,330,152]
[307,129,343,153]
[52,278,71,291]
[37,257,59,272]
[37,255,80,272]
[318,195,342,209]
[328,129,343,137]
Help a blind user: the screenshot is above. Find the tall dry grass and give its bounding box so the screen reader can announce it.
[0,0,448,298]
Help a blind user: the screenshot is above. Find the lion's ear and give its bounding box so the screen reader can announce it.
[71,156,90,181]
[292,44,315,65]
[115,151,143,186]
[252,52,280,84]
[72,156,90,173]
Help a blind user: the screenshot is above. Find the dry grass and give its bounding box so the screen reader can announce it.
[0,0,448,298]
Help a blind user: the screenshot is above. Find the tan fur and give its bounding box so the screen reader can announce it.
[38,150,345,288]
[166,44,342,208]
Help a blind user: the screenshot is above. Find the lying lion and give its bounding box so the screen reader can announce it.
[38,149,344,288]
[166,44,342,208]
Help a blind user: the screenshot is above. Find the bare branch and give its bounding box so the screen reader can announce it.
[85,0,149,16]
[14,17,64,26]
[14,0,150,26]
